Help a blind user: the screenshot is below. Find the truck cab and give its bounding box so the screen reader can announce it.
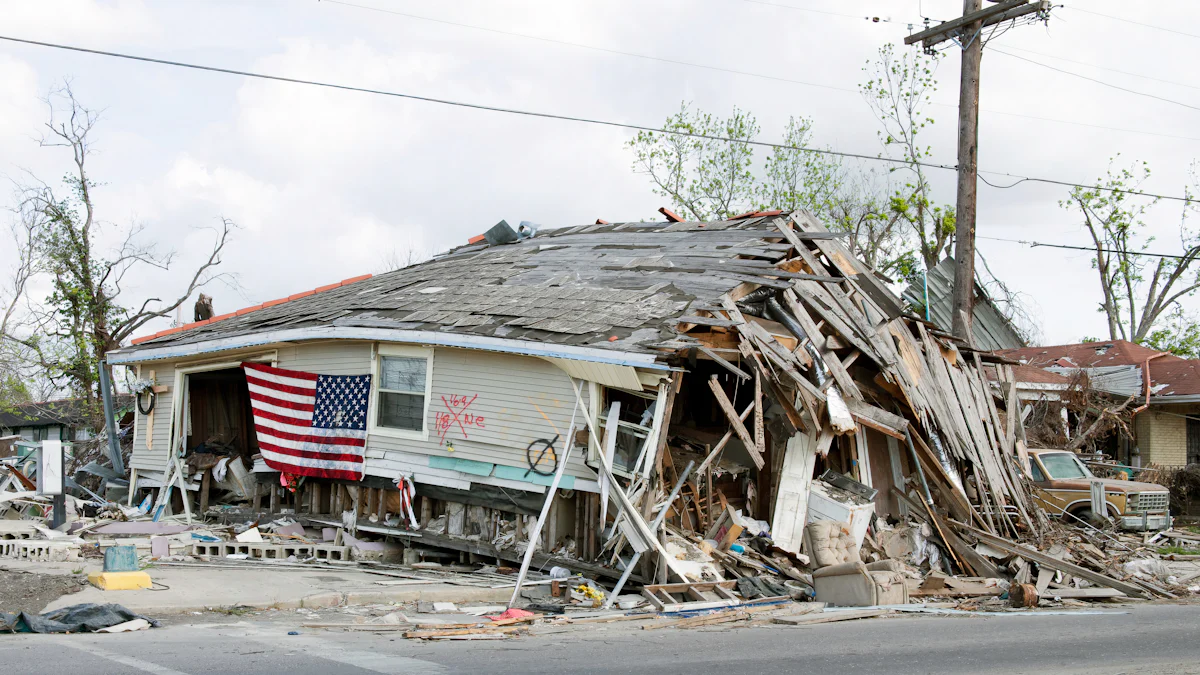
[1027,448,1171,531]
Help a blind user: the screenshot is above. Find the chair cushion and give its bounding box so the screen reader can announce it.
[805,520,859,568]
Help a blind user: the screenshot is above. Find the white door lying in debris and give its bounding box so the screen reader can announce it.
[771,431,817,555]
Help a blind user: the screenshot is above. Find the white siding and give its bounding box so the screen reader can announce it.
[273,342,595,485]
[129,363,176,473]
[129,341,600,490]
[363,347,594,483]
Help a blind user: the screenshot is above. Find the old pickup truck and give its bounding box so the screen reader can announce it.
[1027,448,1171,531]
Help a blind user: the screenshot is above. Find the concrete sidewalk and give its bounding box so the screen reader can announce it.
[3,560,511,615]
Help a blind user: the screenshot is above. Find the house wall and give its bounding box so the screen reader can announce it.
[130,363,177,475]
[129,341,601,492]
[1135,404,1200,468]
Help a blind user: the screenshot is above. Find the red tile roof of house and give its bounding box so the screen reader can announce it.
[995,339,1200,398]
[128,274,373,346]
[995,340,1171,369]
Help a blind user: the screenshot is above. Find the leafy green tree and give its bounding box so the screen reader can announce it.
[860,44,955,273]
[627,102,759,222]
[1063,159,1200,347]
[1139,305,1200,358]
[627,102,917,277]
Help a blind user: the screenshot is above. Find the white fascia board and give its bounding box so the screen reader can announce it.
[106,326,669,371]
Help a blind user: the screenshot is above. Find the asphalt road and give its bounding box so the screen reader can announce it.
[3,604,1200,674]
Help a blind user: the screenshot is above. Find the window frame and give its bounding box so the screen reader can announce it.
[368,343,434,441]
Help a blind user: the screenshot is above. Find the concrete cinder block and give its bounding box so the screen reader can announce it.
[313,545,350,561]
[192,543,223,557]
[245,544,284,560]
[281,545,315,559]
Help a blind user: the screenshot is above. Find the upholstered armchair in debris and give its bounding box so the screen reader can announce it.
[803,520,909,607]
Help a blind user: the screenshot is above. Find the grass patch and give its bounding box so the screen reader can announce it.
[1158,545,1200,555]
[210,605,255,616]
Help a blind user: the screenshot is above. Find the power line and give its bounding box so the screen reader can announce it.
[0,33,1194,205]
[322,0,855,95]
[990,47,1200,113]
[978,234,1197,260]
[325,0,1200,144]
[1000,45,1200,92]
[737,0,894,23]
[1063,5,1200,41]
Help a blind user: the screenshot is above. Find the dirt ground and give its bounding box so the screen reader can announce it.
[0,568,87,615]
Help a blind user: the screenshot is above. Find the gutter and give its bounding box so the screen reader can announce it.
[1133,352,1170,416]
[104,326,671,371]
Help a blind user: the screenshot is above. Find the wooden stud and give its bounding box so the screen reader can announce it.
[269,481,279,514]
[753,372,765,460]
[199,469,211,514]
[708,375,764,469]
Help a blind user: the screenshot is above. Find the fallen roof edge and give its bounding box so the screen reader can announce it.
[105,326,671,371]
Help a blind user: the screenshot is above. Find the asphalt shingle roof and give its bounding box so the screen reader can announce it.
[121,214,838,356]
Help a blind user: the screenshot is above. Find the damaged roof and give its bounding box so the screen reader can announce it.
[0,396,132,429]
[996,339,1200,400]
[119,214,846,358]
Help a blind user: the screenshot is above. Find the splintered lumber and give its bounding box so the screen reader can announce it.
[404,626,524,639]
[1043,587,1125,600]
[707,375,765,469]
[696,402,754,475]
[772,608,891,626]
[845,399,909,440]
[697,346,751,381]
[951,521,1147,598]
[642,602,792,630]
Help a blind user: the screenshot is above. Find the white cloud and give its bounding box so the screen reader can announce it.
[3,0,157,45]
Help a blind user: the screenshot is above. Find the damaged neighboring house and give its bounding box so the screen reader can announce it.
[997,340,1200,469]
[902,256,1026,352]
[103,209,1044,584]
[0,397,132,445]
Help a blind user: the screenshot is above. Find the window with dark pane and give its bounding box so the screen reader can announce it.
[378,355,427,431]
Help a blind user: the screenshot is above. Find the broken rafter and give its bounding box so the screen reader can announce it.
[707,375,765,469]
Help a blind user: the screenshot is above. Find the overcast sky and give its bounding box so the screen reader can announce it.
[1,0,1197,346]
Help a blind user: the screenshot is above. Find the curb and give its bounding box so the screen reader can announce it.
[86,585,515,615]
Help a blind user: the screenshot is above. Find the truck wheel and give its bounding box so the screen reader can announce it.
[1073,508,1107,528]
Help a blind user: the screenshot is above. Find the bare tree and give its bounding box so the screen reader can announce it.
[6,83,235,415]
[1063,159,1200,349]
[377,246,431,272]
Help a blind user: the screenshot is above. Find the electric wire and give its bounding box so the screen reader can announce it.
[0,33,1195,204]
[1063,5,1200,41]
[323,0,1200,143]
[322,0,854,94]
[977,234,1198,261]
[990,47,1200,113]
[999,45,1200,92]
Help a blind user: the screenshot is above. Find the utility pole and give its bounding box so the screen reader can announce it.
[905,0,1049,345]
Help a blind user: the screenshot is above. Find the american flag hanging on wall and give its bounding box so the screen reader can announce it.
[242,362,371,481]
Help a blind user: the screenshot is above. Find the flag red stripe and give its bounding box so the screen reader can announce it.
[251,407,313,427]
[258,440,365,463]
[254,424,366,448]
[243,361,320,381]
[245,373,318,398]
[260,458,362,481]
[249,390,315,413]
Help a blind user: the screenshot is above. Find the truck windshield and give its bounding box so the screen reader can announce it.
[1039,453,1092,480]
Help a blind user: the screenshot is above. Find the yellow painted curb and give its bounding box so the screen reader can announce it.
[88,570,153,591]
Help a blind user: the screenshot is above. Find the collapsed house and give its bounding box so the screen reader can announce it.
[98,208,1054,591]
